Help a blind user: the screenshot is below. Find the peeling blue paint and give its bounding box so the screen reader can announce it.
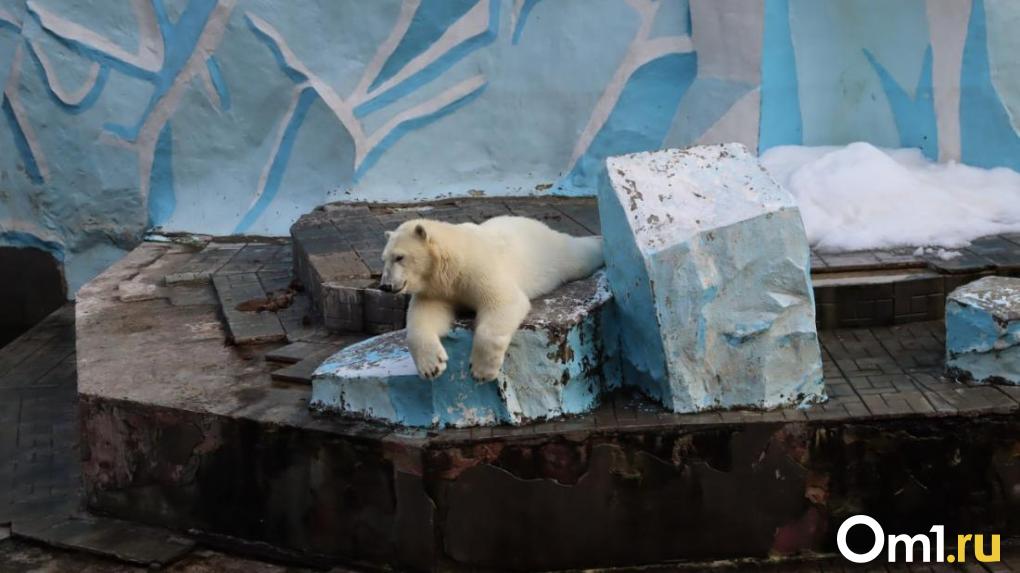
[312,274,611,427]
[602,146,823,413]
[946,277,1020,384]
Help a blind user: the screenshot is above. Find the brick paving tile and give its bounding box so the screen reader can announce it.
[0,306,81,527]
[212,273,287,344]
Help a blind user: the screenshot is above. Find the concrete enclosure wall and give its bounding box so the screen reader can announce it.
[1,0,1019,292]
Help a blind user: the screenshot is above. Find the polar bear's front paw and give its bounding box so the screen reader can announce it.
[411,339,448,380]
[470,348,504,382]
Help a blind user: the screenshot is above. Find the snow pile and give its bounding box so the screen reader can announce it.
[760,142,1020,252]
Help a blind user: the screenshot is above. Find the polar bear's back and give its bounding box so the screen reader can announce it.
[479,216,604,299]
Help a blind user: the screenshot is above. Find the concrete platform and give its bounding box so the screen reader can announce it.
[75,239,1020,571]
[290,197,602,334]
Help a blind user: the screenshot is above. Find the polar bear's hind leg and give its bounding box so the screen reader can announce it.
[568,235,604,280]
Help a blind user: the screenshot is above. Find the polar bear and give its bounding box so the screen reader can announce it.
[379,216,604,381]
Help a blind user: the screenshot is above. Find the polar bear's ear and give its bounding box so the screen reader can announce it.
[384,230,393,238]
[414,224,428,241]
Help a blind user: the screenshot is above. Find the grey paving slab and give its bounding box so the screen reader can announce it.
[217,244,287,275]
[164,244,242,284]
[552,201,600,235]
[872,247,925,268]
[12,514,195,567]
[212,273,286,345]
[270,346,348,384]
[265,341,332,364]
[921,248,996,274]
[817,250,883,271]
[167,283,218,306]
[964,235,1020,270]
[505,201,591,236]
[454,199,512,223]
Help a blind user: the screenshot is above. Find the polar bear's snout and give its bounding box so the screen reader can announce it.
[378,262,405,294]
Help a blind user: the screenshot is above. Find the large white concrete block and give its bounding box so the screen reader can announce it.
[600,143,824,412]
[946,276,1020,385]
[310,273,612,427]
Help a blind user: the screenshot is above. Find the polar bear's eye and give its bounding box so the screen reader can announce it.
[394,255,404,263]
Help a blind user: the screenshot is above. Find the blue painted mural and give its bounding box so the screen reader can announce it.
[1,0,1019,294]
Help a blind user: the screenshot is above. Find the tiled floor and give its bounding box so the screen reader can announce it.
[0,305,80,527]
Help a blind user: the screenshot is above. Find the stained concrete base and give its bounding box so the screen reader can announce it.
[76,242,1020,571]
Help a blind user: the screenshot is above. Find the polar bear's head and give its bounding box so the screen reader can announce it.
[379,220,436,295]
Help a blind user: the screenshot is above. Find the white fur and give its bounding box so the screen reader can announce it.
[380,216,604,381]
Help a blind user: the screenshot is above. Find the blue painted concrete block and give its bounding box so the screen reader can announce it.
[946,276,1020,385]
[600,144,825,412]
[310,272,612,427]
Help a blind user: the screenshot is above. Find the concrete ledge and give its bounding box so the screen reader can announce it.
[76,241,1020,571]
[310,273,612,427]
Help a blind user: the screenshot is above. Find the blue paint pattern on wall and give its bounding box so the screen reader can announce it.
[205,55,230,111]
[102,0,220,141]
[148,123,176,227]
[562,52,697,194]
[369,0,478,91]
[1,95,44,184]
[511,0,542,45]
[234,87,318,233]
[758,0,801,152]
[3,0,1020,296]
[960,0,1020,171]
[354,84,487,181]
[25,42,110,114]
[353,0,499,118]
[864,46,937,160]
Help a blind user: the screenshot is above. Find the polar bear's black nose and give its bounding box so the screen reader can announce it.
[379,283,394,293]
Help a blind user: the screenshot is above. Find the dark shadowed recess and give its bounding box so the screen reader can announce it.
[0,246,66,348]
